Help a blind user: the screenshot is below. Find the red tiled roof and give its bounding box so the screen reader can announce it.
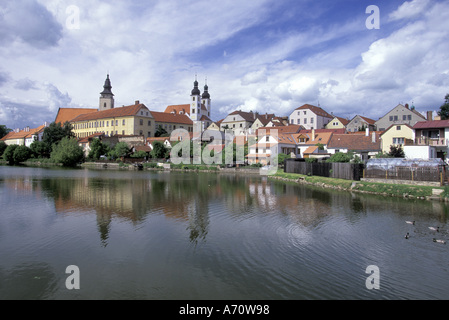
[152,111,193,125]
[413,119,449,129]
[327,133,381,151]
[70,104,150,122]
[295,104,333,118]
[55,108,98,124]
[164,104,190,115]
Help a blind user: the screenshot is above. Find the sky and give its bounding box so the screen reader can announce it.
[0,0,448,130]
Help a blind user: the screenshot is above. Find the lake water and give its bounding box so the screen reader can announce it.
[0,165,448,300]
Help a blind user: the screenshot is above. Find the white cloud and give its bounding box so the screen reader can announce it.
[389,0,430,21]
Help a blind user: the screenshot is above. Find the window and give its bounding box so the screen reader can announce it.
[193,97,195,101]
[116,120,118,126]
[389,116,393,121]
[122,131,125,135]
[403,115,407,120]
[192,109,195,113]
[304,118,307,124]
[408,115,412,120]
[297,111,300,115]
[394,116,398,121]
[240,123,243,127]
[148,132,151,137]
[303,111,307,115]
[106,121,109,127]
[140,119,144,125]
[393,137,405,144]
[291,119,294,124]
[310,118,314,124]
[297,119,300,124]
[396,126,401,130]
[266,136,269,142]
[148,120,151,126]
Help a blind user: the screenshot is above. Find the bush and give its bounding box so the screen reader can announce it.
[30,141,51,159]
[50,137,84,167]
[3,144,19,165]
[13,145,32,164]
[0,141,7,157]
[326,152,352,163]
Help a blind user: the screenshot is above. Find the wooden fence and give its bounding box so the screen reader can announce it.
[284,159,364,181]
[364,166,446,184]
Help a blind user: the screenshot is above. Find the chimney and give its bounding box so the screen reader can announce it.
[135,100,140,105]
[312,129,315,141]
[427,111,433,121]
[372,132,376,143]
[365,127,369,137]
[405,103,409,109]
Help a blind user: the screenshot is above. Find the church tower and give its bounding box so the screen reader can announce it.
[202,79,211,118]
[190,76,201,121]
[99,74,115,111]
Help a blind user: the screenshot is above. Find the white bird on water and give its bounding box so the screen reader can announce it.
[429,227,439,232]
[406,221,415,225]
[433,238,446,244]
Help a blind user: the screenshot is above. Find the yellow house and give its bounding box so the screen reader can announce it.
[70,101,155,140]
[325,116,349,130]
[380,124,414,153]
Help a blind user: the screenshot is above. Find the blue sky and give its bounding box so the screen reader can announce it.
[0,0,448,130]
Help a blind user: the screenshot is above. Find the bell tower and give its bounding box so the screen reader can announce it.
[99,74,115,111]
[190,76,201,121]
[202,79,211,118]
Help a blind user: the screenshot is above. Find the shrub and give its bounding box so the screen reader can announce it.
[3,144,19,165]
[13,145,32,164]
[50,137,84,167]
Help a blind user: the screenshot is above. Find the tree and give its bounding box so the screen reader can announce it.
[0,141,7,157]
[388,145,405,158]
[108,142,130,159]
[50,137,84,167]
[13,145,32,164]
[0,125,12,139]
[437,94,449,120]
[88,139,110,161]
[155,125,168,137]
[30,141,51,158]
[326,152,353,163]
[3,144,18,165]
[151,141,168,159]
[43,121,74,148]
[277,153,291,167]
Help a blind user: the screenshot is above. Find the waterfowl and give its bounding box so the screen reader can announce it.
[433,238,446,244]
[406,221,415,225]
[429,227,439,232]
[405,233,410,239]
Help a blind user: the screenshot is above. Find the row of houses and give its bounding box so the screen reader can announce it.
[1,74,446,166]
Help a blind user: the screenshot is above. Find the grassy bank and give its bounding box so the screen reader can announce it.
[272,170,446,201]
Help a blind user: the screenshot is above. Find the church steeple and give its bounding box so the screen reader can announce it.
[99,74,115,110]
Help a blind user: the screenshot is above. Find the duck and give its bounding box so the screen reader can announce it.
[405,221,415,225]
[405,233,410,239]
[433,238,446,244]
[429,227,439,232]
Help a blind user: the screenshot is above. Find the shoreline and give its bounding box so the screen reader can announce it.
[2,160,447,202]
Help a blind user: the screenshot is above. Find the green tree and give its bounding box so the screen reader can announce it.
[13,145,32,164]
[0,125,12,139]
[155,125,168,137]
[30,141,51,158]
[151,141,168,159]
[326,152,353,163]
[388,145,405,158]
[108,142,130,159]
[0,141,7,157]
[43,121,74,148]
[88,139,110,161]
[50,137,84,167]
[131,150,148,158]
[3,144,19,165]
[438,94,449,120]
[277,153,291,166]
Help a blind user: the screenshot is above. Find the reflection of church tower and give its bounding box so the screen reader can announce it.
[190,76,201,121]
[99,74,115,111]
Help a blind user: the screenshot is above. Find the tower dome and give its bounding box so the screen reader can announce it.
[202,84,210,99]
[191,79,201,96]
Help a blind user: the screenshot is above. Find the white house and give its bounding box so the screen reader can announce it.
[288,104,333,130]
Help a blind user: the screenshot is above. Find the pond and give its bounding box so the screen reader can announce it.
[0,165,448,300]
